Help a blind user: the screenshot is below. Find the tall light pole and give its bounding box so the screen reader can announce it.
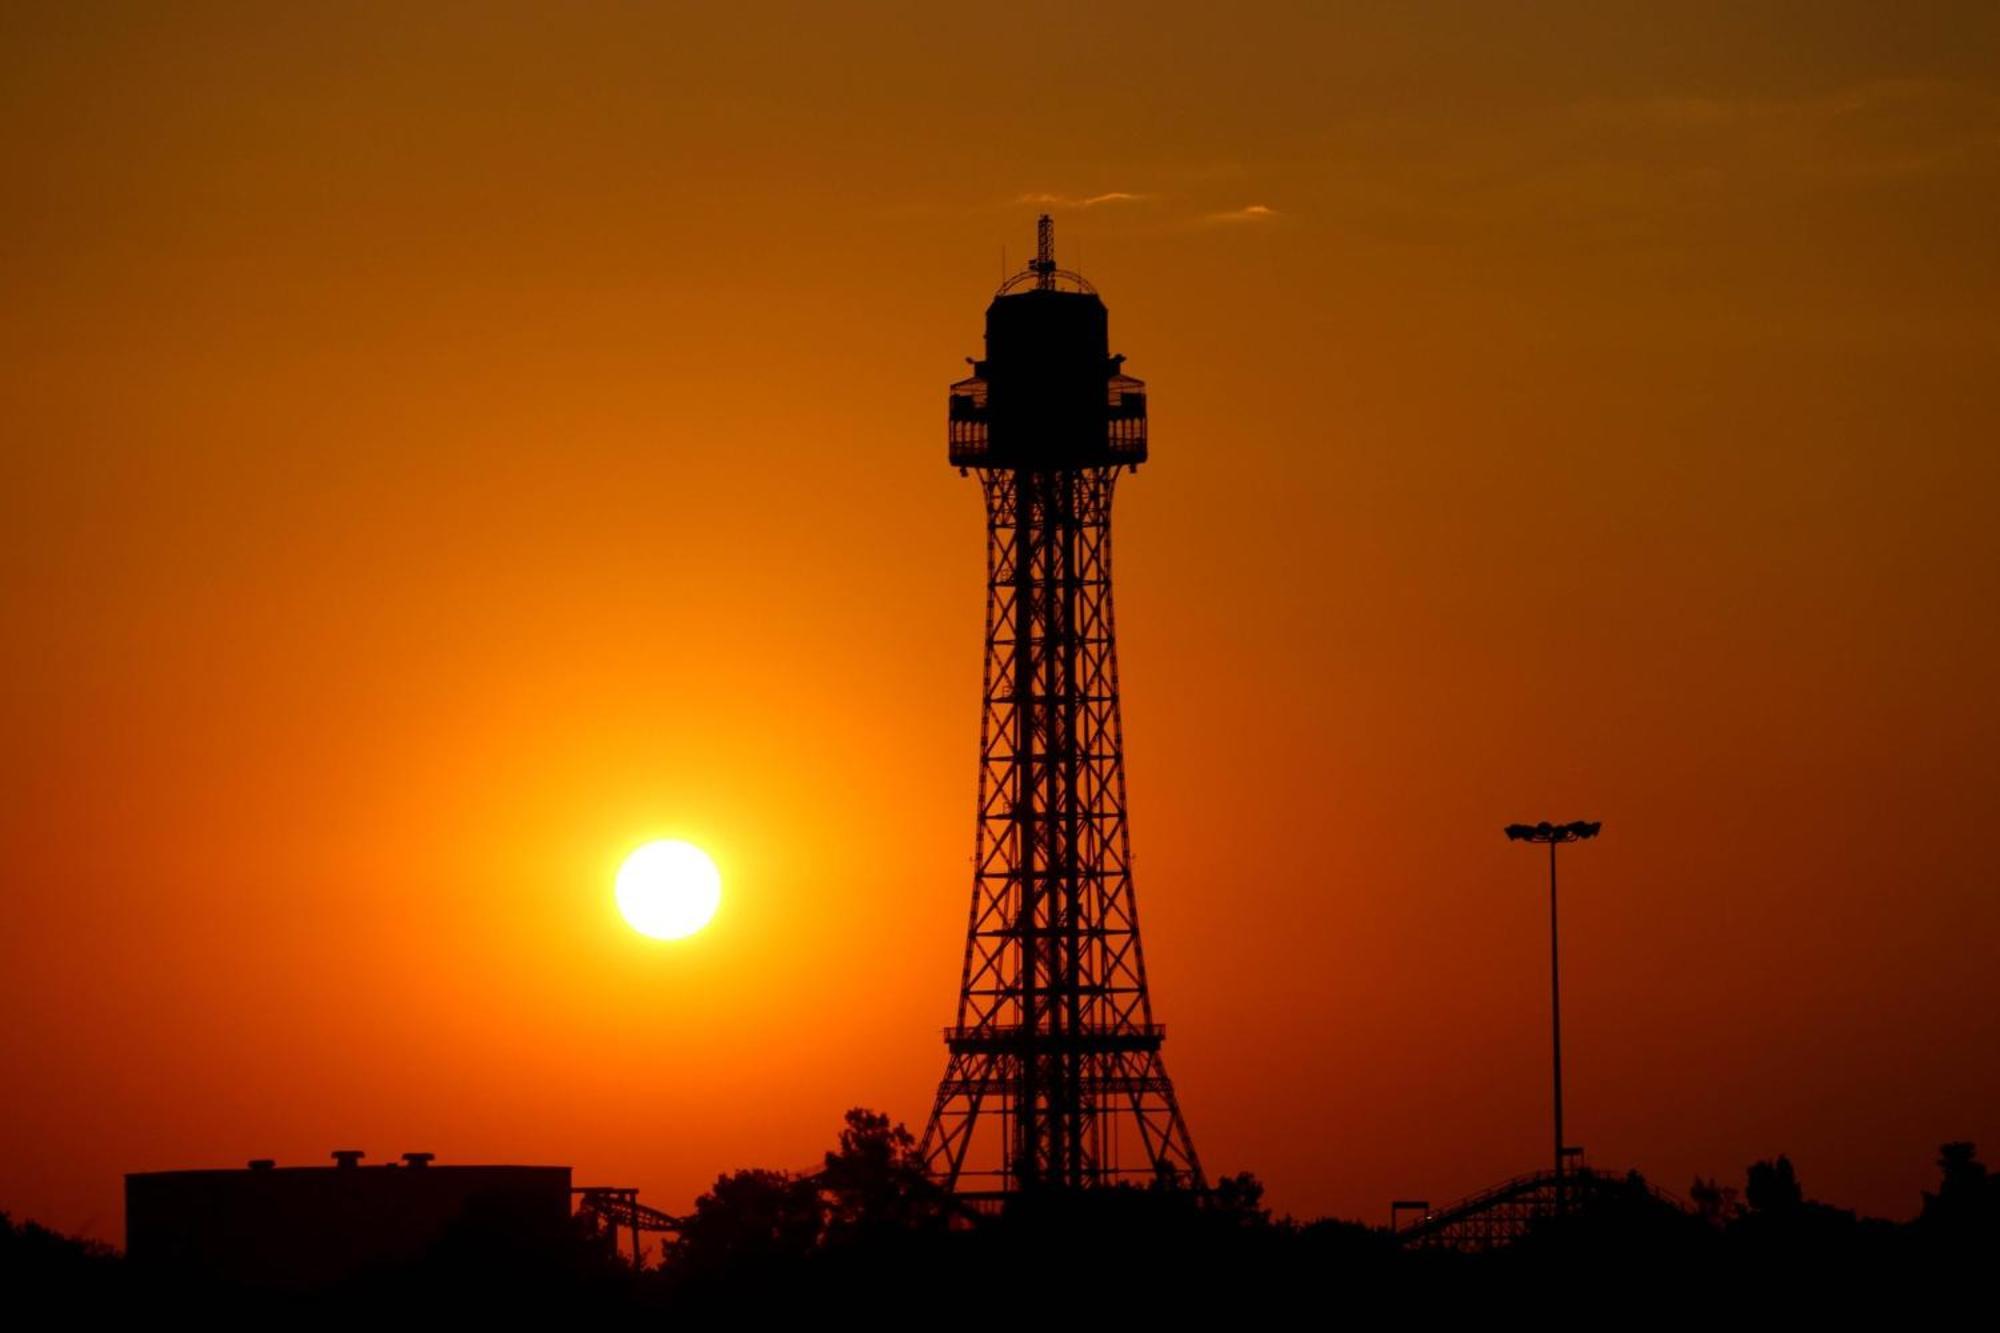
[1504,819,1600,1220]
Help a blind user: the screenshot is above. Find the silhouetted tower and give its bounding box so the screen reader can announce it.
[919,217,1203,1195]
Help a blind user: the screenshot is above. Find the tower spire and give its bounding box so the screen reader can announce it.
[1033,213,1056,290]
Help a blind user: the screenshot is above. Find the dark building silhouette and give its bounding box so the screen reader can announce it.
[125,1151,571,1287]
[920,217,1201,1196]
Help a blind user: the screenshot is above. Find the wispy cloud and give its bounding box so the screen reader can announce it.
[1017,191,1152,209]
[1202,203,1279,223]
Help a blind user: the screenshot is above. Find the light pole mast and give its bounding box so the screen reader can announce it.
[1504,819,1600,1220]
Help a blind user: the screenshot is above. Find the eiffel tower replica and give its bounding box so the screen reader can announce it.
[919,217,1203,1196]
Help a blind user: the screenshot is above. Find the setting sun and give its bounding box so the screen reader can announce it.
[615,840,722,940]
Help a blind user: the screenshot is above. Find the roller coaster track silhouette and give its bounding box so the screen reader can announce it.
[1394,1165,1688,1252]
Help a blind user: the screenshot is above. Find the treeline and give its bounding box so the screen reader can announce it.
[6,1112,1995,1317]
[641,1112,1999,1311]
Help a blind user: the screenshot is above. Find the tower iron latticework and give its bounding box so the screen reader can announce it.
[919,217,1203,1196]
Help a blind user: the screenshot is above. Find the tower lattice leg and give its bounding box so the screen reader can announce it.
[920,467,1202,1195]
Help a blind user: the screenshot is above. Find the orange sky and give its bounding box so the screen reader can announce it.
[3,2,1997,1240]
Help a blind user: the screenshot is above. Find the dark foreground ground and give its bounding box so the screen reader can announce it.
[8,1115,1994,1321]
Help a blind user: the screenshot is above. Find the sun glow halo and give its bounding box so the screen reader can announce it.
[615,840,722,940]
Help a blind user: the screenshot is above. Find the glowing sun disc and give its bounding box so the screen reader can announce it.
[615,840,722,940]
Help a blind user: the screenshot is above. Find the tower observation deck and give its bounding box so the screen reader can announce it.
[920,216,1203,1196]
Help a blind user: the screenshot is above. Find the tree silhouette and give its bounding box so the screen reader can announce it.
[1,1210,125,1309]
[1689,1175,1739,1228]
[670,1168,824,1275]
[819,1108,945,1241]
[1206,1170,1272,1227]
[1744,1155,1804,1216]
[1730,1152,1867,1265]
[1919,1141,1996,1242]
